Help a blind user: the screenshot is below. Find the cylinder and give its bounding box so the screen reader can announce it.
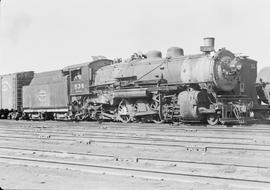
[166,47,184,58]
[203,37,215,48]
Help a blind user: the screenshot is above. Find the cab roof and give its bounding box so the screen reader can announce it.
[62,56,111,72]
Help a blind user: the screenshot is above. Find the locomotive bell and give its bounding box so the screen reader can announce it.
[200,37,215,53]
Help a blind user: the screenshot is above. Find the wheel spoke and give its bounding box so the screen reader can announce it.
[118,100,131,123]
[151,94,164,124]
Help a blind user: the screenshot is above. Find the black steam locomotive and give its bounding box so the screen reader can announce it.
[0,38,265,125]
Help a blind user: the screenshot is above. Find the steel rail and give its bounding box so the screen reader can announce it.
[2,122,270,134]
[1,134,270,155]
[0,128,258,140]
[0,145,268,169]
[0,131,257,145]
[2,124,270,142]
[0,155,269,189]
[2,120,270,130]
[0,132,268,147]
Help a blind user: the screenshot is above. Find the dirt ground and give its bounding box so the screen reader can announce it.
[0,121,270,190]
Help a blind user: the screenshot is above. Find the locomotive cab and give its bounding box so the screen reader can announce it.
[62,57,113,96]
[69,67,88,95]
[62,57,113,120]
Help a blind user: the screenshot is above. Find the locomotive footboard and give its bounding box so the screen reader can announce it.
[212,95,254,125]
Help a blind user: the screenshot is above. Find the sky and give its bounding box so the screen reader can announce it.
[0,0,269,74]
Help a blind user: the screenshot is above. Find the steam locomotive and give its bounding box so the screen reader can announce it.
[87,38,254,125]
[0,38,259,125]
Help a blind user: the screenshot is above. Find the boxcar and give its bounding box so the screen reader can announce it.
[0,71,34,118]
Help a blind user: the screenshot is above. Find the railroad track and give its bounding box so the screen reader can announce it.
[2,126,270,146]
[1,120,270,189]
[1,127,269,139]
[1,133,270,157]
[1,122,269,142]
[0,131,268,147]
[2,122,270,142]
[1,121,270,158]
[2,121,270,136]
[0,130,260,144]
[1,119,270,131]
[0,145,269,168]
[0,154,269,189]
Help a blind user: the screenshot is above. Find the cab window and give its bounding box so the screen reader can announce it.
[71,69,82,81]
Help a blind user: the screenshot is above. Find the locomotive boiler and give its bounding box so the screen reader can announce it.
[70,38,253,125]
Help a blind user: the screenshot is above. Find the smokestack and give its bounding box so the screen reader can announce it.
[200,37,215,53]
